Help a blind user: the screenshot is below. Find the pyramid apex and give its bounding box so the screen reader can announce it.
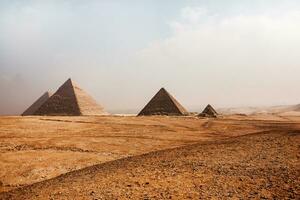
[62,78,77,87]
[159,87,167,92]
[66,78,72,83]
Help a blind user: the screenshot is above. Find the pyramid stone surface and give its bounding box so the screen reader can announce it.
[138,88,188,116]
[199,104,218,118]
[34,79,106,116]
[22,92,52,116]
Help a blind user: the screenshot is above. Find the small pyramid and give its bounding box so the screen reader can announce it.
[22,91,52,116]
[138,88,188,116]
[198,104,218,118]
[34,78,106,116]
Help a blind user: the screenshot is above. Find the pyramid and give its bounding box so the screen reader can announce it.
[138,88,188,116]
[22,91,52,116]
[198,104,218,118]
[34,78,106,116]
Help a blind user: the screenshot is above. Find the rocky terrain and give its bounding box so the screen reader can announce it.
[0,115,299,199]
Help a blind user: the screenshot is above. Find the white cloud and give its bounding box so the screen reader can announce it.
[181,6,208,23]
[136,7,300,70]
[131,6,300,107]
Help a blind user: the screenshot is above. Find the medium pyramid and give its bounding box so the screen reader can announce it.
[138,88,188,116]
[22,91,52,116]
[34,78,106,116]
[199,104,218,118]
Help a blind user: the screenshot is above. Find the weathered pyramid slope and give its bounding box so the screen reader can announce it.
[34,79,106,116]
[199,104,218,118]
[22,92,52,116]
[138,88,188,116]
[72,81,107,115]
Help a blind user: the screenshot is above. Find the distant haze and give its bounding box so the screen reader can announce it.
[1,0,300,115]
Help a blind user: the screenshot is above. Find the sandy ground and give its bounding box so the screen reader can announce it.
[0,115,299,199]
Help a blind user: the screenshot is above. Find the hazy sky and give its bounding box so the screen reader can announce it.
[1,0,300,114]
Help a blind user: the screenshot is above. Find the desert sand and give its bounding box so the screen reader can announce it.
[0,114,299,199]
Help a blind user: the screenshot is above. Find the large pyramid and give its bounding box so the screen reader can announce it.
[198,104,218,118]
[34,78,106,116]
[22,91,52,116]
[138,88,188,116]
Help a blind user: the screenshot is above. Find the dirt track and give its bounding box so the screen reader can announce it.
[0,115,299,199]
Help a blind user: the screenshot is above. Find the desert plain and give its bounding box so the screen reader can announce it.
[0,114,299,199]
